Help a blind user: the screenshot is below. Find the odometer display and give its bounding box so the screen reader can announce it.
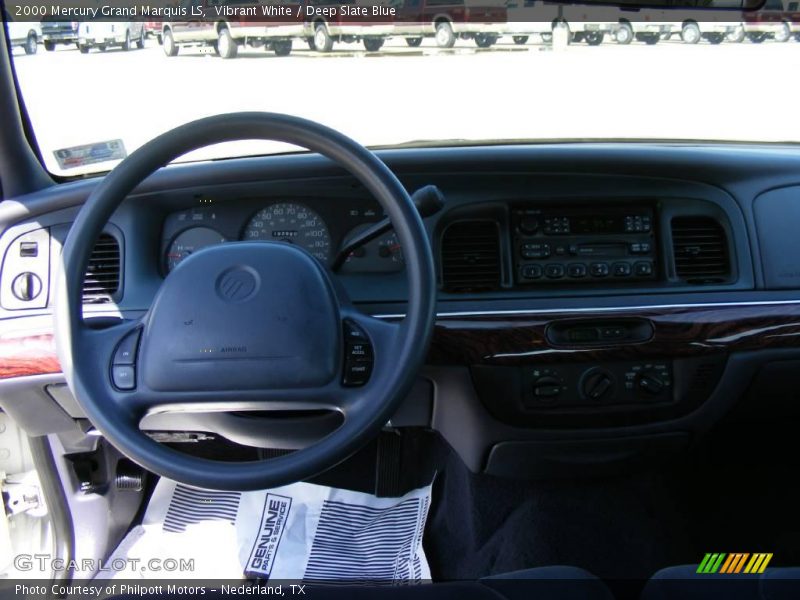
[243,203,331,263]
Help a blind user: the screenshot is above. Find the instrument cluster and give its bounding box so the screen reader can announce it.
[160,199,404,276]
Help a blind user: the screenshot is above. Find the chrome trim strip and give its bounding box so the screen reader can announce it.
[373,299,800,320]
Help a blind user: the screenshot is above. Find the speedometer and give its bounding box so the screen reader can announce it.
[243,203,331,263]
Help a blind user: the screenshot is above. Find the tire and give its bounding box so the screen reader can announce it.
[615,23,633,44]
[727,26,745,43]
[775,22,791,43]
[217,27,237,58]
[706,33,724,45]
[44,40,55,52]
[405,37,422,47]
[435,21,456,48]
[363,37,384,52]
[156,34,163,45]
[272,40,292,57]
[585,31,604,46]
[313,24,333,52]
[163,29,179,56]
[512,35,528,45]
[122,30,131,51]
[474,33,496,48]
[681,22,701,44]
[24,33,38,55]
[747,32,766,43]
[136,28,145,49]
[641,34,659,45]
[79,45,90,54]
[98,45,107,52]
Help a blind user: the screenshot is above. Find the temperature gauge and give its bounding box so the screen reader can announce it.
[340,225,404,274]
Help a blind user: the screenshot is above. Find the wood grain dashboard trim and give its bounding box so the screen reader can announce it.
[0,332,60,380]
[2,301,800,379]
[428,302,800,365]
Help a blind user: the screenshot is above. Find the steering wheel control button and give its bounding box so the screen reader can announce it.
[112,366,136,391]
[113,329,142,365]
[11,272,42,301]
[343,320,374,386]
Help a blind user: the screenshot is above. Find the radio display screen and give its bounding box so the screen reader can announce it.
[572,215,625,234]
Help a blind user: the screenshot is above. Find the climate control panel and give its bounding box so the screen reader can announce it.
[523,361,673,409]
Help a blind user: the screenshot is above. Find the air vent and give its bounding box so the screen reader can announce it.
[83,233,120,303]
[671,216,730,284]
[441,220,501,292]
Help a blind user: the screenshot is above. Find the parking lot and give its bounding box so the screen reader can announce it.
[10,34,800,175]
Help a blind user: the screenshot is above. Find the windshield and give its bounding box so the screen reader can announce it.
[3,0,799,176]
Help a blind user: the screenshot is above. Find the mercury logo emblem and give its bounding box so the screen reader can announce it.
[216,267,258,303]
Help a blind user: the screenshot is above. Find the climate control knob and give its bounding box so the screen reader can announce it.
[636,369,667,395]
[580,368,616,401]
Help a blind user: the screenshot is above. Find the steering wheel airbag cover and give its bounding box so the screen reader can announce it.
[142,242,340,391]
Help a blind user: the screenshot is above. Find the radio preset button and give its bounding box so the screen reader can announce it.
[590,263,609,277]
[568,263,587,278]
[634,261,654,276]
[522,264,543,279]
[545,264,565,279]
[612,262,631,277]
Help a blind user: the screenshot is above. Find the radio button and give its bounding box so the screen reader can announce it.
[634,261,654,276]
[521,264,543,279]
[521,243,551,259]
[590,263,609,277]
[545,264,565,279]
[567,263,587,278]
[612,262,631,277]
[519,217,539,235]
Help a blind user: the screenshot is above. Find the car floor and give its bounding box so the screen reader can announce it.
[423,415,800,598]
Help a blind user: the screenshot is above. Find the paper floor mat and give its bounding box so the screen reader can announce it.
[100,479,432,583]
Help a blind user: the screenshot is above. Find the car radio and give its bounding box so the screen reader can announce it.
[512,206,657,284]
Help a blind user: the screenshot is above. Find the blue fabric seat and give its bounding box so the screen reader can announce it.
[641,565,800,600]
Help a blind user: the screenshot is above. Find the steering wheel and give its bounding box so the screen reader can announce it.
[54,113,436,491]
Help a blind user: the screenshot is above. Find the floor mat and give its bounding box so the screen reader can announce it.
[100,479,432,583]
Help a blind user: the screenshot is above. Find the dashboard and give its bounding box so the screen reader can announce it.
[3,142,800,478]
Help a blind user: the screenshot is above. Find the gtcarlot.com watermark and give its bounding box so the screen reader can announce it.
[14,554,195,574]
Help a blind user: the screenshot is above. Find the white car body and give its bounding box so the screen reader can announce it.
[78,21,145,50]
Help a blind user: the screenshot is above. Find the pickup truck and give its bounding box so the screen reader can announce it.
[162,0,306,58]
[303,0,395,52]
[40,20,79,51]
[743,0,792,42]
[4,16,41,55]
[391,0,506,49]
